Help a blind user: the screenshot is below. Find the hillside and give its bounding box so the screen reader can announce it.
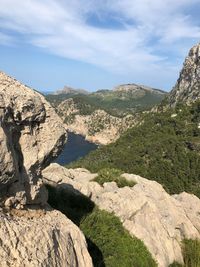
[46,84,166,144]
[47,83,166,116]
[68,43,200,198]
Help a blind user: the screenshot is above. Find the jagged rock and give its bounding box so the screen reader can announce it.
[43,163,200,267]
[0,71,66,206]
[168,42,200,106]
[0,207,93,267]
[0,72,93,267]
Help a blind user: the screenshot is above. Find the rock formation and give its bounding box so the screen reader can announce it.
[57,99,137,145]
[0,72,93,267]
[43,163,200,267]
[168,42,200,107]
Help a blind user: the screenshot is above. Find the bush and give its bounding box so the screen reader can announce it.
[93,168,136,188]
[81,208,157,267]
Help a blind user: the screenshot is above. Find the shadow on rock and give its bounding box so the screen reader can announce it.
[46,183,105,267]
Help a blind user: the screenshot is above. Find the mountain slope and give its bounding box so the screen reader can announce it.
[46,84,166,144]
[68,43,200,197]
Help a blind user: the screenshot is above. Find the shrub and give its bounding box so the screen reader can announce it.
[93,168,136,188]
[183,239,200,267]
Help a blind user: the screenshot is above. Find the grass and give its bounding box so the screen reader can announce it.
[47,184,157,267]
[169,239,200,267]
[93,168,136,188]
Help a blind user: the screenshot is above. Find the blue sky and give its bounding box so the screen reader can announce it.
[0,0,200,92]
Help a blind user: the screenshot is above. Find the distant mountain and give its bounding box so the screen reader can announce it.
[54,85,89,95]
[46,83,166,144]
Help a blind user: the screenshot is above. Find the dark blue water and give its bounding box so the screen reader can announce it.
[55,132,98,165]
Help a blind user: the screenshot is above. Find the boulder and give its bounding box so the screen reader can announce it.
[43,163,200,267]
[0,208,92,267]
[0,71,66,206]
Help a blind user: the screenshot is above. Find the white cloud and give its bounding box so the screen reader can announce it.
[0,0,199,89]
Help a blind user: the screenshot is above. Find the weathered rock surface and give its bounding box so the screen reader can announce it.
[0,207,93,267]
[168,42,200,107]
[0,71,66,207]
[43,163,200,267]
[0,72,93,267]
[57,99,137,145]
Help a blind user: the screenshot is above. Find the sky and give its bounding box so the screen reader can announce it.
[0,0,200,92]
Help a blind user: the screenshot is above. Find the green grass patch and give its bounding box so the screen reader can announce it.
[93,168,136,188]
[169,239,200,267]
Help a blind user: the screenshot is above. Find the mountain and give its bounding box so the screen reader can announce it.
[167,43,200,107]
[54,85,89,95]
[46,83,166,144]
[69,43,200,198]
[0,71,92,267]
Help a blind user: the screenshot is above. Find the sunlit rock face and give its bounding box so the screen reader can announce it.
[0,71,66,207]
[0,72,93,267]
[168,43,200,107]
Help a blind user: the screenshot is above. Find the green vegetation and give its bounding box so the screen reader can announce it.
[94,168,136,188]
[68,101,200,197]
[47,185,157,267]
[169,239,200,267]
[46,88,166,117]
[183,239,200,267]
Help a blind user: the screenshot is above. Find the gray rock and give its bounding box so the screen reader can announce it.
[0,208,93,267]
[43,163,200,267]
[168,42,200,106]
[0,71,66,206]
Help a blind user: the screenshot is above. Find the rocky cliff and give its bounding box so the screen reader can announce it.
[0,72,93,267]
[57,99,137,144]
[43,163,200,267]
[168,42,200,107]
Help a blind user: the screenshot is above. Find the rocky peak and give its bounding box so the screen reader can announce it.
[113,83,165,94]
[54,85,89,95]
[168,43,200,107]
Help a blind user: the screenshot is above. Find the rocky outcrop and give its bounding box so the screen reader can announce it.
[0,71,67,207]
[57,99,137,145]
[43,163,200,267]
[0,208,93,267]
[168,43,200,107]
[0,72,93,267]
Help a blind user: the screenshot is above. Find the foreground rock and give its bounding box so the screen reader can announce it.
[0,71,67,206]
[0,208,92,267]
[0,72,93,267]
[168,42,200,107]
[43,163,200,267]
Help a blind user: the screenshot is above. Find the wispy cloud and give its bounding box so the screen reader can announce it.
[0,0,200,89]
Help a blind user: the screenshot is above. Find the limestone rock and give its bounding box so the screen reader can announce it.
[43,163,200,267]
[57,99,137,145]
[0,71,67,206]
[168,43,200,106]
[0,208,93,267]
